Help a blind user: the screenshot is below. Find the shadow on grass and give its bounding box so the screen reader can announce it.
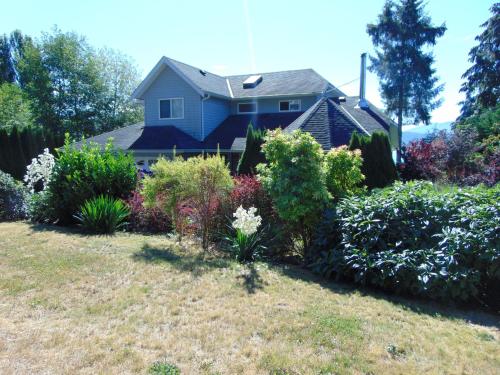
[28,223,87,236]
[237,263,265,294]
[276,263,500,330]
[132,243,233,278]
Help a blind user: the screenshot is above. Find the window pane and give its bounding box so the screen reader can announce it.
[290,102,300,111]
[172,98,184,118]
[280,101,289,111]
[160,100,171,118]
[239,103,257,113]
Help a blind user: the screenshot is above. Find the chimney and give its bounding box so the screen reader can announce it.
[358,53,369,109]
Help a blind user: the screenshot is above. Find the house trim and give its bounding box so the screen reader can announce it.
[158,97,185,120]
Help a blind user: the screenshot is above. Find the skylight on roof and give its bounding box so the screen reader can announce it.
[243,75,263,89]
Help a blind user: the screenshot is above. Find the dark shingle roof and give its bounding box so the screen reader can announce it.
[72,123,145,150]
[134,57,345,100]
[203,112,303,149]
[129,125,202,150]
[167,57,231,97]
[226,69,343,98]
[285,97,393,150]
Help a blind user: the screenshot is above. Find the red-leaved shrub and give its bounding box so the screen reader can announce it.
[126,190,172,233]
[230,175,274,221]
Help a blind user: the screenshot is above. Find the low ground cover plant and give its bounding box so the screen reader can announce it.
[312,181,500,305]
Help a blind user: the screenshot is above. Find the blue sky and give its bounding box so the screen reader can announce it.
[1,0,495,123]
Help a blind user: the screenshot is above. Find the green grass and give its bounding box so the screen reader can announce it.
[0,222,499,374]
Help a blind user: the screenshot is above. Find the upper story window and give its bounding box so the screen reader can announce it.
[159,98,184,119]
[237,102,257,114]
[279,99,301,112]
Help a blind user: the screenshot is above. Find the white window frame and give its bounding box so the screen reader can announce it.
[158,97,184,120]
[237,102,258,114]
[279,99,301,112]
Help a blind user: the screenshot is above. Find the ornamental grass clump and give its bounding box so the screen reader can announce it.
[225,205,264,262]
[74,195,130,234]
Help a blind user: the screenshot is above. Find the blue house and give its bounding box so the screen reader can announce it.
[83,54,398,170]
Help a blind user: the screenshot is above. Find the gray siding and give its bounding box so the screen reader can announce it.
[230,95,319,115]
[203,97,230,138]
[143,65,202,140]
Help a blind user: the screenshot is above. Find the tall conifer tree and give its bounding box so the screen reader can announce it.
[367,0,446,163]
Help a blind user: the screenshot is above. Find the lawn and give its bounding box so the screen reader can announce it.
[0,222,498,374]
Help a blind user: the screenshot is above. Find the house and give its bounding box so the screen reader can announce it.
[81,54,398,170]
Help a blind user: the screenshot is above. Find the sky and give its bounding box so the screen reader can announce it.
[1,0,495,123]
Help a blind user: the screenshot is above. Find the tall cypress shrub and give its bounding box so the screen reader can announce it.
[237,123,266,175]
[349,131,397,189]
[8,126,26,180]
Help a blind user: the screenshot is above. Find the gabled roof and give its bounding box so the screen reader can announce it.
[72,123,145,150]
[132,56,344,100]
[285,97,394,150]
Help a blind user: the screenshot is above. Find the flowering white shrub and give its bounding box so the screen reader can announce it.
[232,205,262,236]
[24,148,55,193]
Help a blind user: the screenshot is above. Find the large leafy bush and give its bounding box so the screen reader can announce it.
[258,129,329,252]
[143,154,233,249]
[0,170,27,221]
[323,146,365,200]
[312,181,500,305]
[47,138,137,224]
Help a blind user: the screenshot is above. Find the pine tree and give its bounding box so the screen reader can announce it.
[367,0,446,163]
[460,3,500,118]
[237,123,266,175]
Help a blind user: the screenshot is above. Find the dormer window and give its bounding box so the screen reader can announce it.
[159,98,184,119]
[279,99,301,112]
[237,102,257,114]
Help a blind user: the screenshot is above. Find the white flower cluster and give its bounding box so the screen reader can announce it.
[24,148,55,193]
[232,205,262,236]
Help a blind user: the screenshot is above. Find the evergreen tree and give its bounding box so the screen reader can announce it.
[8,126,26,180]
[237,123,266,175]
[460,3,500,118]
[367,0,446,163]
[349,131,397,189]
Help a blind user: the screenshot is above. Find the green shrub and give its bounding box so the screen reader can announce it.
[143,154,233,249]
[74,195,129,234]
[47,137,137,224]
[27,190,54,223]
[312,181,500,305]
[349,131,397,189]
[237,123,266,175]
[323,146,365,200]
[148,361,180,375]
[0,170,27,221]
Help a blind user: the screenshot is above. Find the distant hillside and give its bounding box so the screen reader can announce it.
[402,122,452,144]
